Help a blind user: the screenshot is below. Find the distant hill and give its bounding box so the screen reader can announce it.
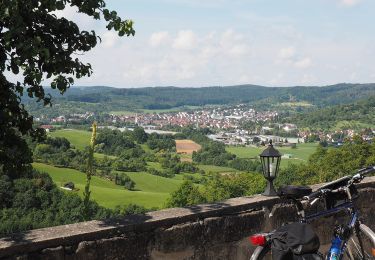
[286,96,375,130]
[25,83,375,114]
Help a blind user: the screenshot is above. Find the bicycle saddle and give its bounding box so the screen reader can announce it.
[278,185,312,199]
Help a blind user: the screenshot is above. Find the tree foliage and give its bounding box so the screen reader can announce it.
[0,0,134,178]
[0,0,135,234]
[146,133,176,152]
[0,169,113,236]
[1,0,134,104]
[287,96,375,130]
[32,84,375,110]
[167,136,375,208]
[115,173,135,190]
[95,128,136,155]
[276,136,375,186]
[192,141,236,166]
[165,181,206,207]
[165,173,266,208]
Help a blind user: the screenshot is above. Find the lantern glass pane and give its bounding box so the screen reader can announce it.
[276,157,281,177]
[269,157,277,178]
[260,157,267,178]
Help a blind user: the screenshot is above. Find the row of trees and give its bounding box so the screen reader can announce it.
[115,173,135,190]
[165,173,266,207]
[95,127,175,155]
[186,129,262,172]
[276,136,375,186]
[167,136,375,208]
[287,96,375,130]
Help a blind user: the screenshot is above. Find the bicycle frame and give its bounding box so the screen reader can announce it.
[302,201,354,222]
[299,200,363,259]
[250,167,375,260]
[250,200,375,260]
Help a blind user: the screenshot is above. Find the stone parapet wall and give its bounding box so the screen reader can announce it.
[1,177,375,260]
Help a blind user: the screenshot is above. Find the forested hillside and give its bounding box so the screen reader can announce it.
[25,83,375,115]
[287,96,375,130]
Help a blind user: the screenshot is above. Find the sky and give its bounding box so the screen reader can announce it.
[52,0,375,87]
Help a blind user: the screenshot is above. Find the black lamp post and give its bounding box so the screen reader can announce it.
[260,140,281,196]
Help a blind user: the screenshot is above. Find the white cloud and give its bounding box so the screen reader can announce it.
[217,30,251,57]
[149,31,170,47]
[228,44,251,56]
[52,5,98,30]
[349,72,357,80]
[340,0,361,7]
[278,47,296,59]
[114,29,254,86]
[172,30,196,50]
[300,74,316,84]
[70,23,373,88]
[276,47,312,70]
[268,73,285,85]
[294,58,312,69]
[102,31,118,48]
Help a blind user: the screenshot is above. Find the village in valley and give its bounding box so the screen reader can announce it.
[37,103,375,148]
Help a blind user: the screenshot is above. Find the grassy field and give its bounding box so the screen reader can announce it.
[93,153,117,160]
[50,129,91,150]
[334,120,374,131]
[109,111,136,116]
[197,164,242,174]
[44,130,204,208]
[280,101,313,107]
[33,163,184,209]
[44,129,315,208]
[109,106,201,115]
[138,106,200,114]
[226,143,318,168]
[50,129,116,159]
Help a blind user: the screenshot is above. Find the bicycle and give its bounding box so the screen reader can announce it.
[249,166,375,260]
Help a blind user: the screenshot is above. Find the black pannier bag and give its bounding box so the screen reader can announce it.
[270,223,322,260]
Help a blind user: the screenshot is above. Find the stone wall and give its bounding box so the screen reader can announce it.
[1,177,374,260]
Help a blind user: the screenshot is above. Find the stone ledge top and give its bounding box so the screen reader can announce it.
[0,176,374,257]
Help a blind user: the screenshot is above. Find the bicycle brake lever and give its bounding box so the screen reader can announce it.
[310,198,319,206]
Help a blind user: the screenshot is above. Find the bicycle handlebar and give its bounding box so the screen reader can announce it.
[305,190,322,201]
[357,166,375,177]
[303,166,375,202]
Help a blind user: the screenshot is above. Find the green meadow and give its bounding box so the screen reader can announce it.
[43,129,318,209]
[50,129,117,159]
[137,106,201,114]
[50,129,91,150]
[33,163,183,209]
[226,143,318,168]
[36,129,199,209]
[280,101,313,107]
[109,106,201,115]
[197,164,242,174]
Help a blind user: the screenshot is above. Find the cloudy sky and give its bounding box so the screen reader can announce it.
[60,0,375,87]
